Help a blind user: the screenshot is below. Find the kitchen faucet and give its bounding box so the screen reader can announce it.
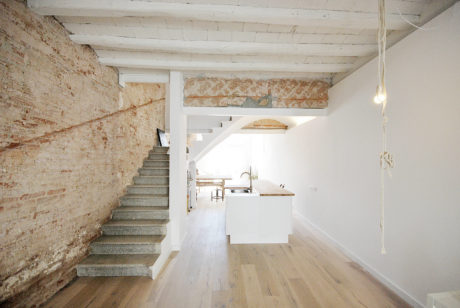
[240,166,253,193]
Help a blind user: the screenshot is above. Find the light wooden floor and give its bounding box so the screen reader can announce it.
[44,195,410,308]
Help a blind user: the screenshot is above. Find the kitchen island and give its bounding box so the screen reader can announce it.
[225,180,294,244]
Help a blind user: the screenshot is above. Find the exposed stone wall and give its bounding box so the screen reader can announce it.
[0,1,165,306]
[184,77,329,108]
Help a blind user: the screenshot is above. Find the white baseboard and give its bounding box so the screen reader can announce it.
[293,210,424,308]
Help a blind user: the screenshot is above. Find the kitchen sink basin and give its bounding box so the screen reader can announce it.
[230,188,251,193]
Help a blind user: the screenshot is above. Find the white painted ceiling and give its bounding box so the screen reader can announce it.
[29,0,456,84]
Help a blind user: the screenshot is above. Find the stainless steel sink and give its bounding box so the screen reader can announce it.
[229,188,251,193]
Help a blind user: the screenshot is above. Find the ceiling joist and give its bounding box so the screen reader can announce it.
[71,34,376,57]
[61,20,380,44]
[118,68,169,87]
[27,0,456,85]
[96,50,354,73]
[28,0,419,30]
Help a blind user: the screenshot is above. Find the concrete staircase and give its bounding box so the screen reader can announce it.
[76,146,171,278]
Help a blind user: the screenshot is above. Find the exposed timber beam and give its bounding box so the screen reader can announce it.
[182,107,328,117]
[70,35,376,57]
[28,0,419,30]
[118,68,169,87]
[96,50,354,73]
[182,71,333,83]
[61,21,378,45]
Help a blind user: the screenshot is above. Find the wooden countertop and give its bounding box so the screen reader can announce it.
[253,180,295,197]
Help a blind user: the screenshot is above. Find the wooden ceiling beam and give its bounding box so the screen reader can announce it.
[70,34,376,57]
[62,22,378,45]
[95,50,354,73]
[28,0,419,30]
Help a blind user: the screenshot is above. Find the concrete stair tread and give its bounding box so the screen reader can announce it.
[93,235,165,245]
[122,194,169,199]
[79,254,159,267]
[121,194,168,198]
[140,167,169,170]
[135,176,169,179]
[127,184,169,188]
[115,206,169,211]
[105,219,169,226]
[133,178,169,186]
[144,159,169,162]
[150,148,169,151]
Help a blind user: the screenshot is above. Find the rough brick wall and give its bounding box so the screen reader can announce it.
[0,1,165,306]
[184,77,329,108]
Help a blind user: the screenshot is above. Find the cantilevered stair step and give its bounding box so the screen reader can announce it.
[133,175,169,185]
[138,167,169,176]
[127,184,169,195]
[102,219,169,235]
[143,160,169,168]
[150,147,169,154]
[77,254,158,277]
[148,153,169,160]
[90,235,164,254]
[112,206,169,220]
[120,194,168,206]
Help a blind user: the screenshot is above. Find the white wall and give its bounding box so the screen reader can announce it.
[258,4,460,307]
[169,71,188,250]
[197,134,257,184]
[187,115,229,131]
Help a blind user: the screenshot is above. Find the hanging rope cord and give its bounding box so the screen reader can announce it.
[377,0,394,255]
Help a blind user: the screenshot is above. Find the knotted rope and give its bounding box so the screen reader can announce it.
[377,0,394,254]
[379,117,394,254]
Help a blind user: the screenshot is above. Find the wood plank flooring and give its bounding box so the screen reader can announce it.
[44,195,410,308]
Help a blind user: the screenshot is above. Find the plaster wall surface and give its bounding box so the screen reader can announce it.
[257,4,460,306]
[169,71,188,250]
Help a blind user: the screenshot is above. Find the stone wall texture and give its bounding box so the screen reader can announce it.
[0,1,165,306]
[184,77,329,108]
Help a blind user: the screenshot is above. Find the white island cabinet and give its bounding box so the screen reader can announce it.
[225,180,294,244]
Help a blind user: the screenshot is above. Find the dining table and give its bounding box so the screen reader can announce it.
[196,175,232,200]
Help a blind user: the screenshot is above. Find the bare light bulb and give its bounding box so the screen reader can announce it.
[373,93,385,104]
[373,87,387,104]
